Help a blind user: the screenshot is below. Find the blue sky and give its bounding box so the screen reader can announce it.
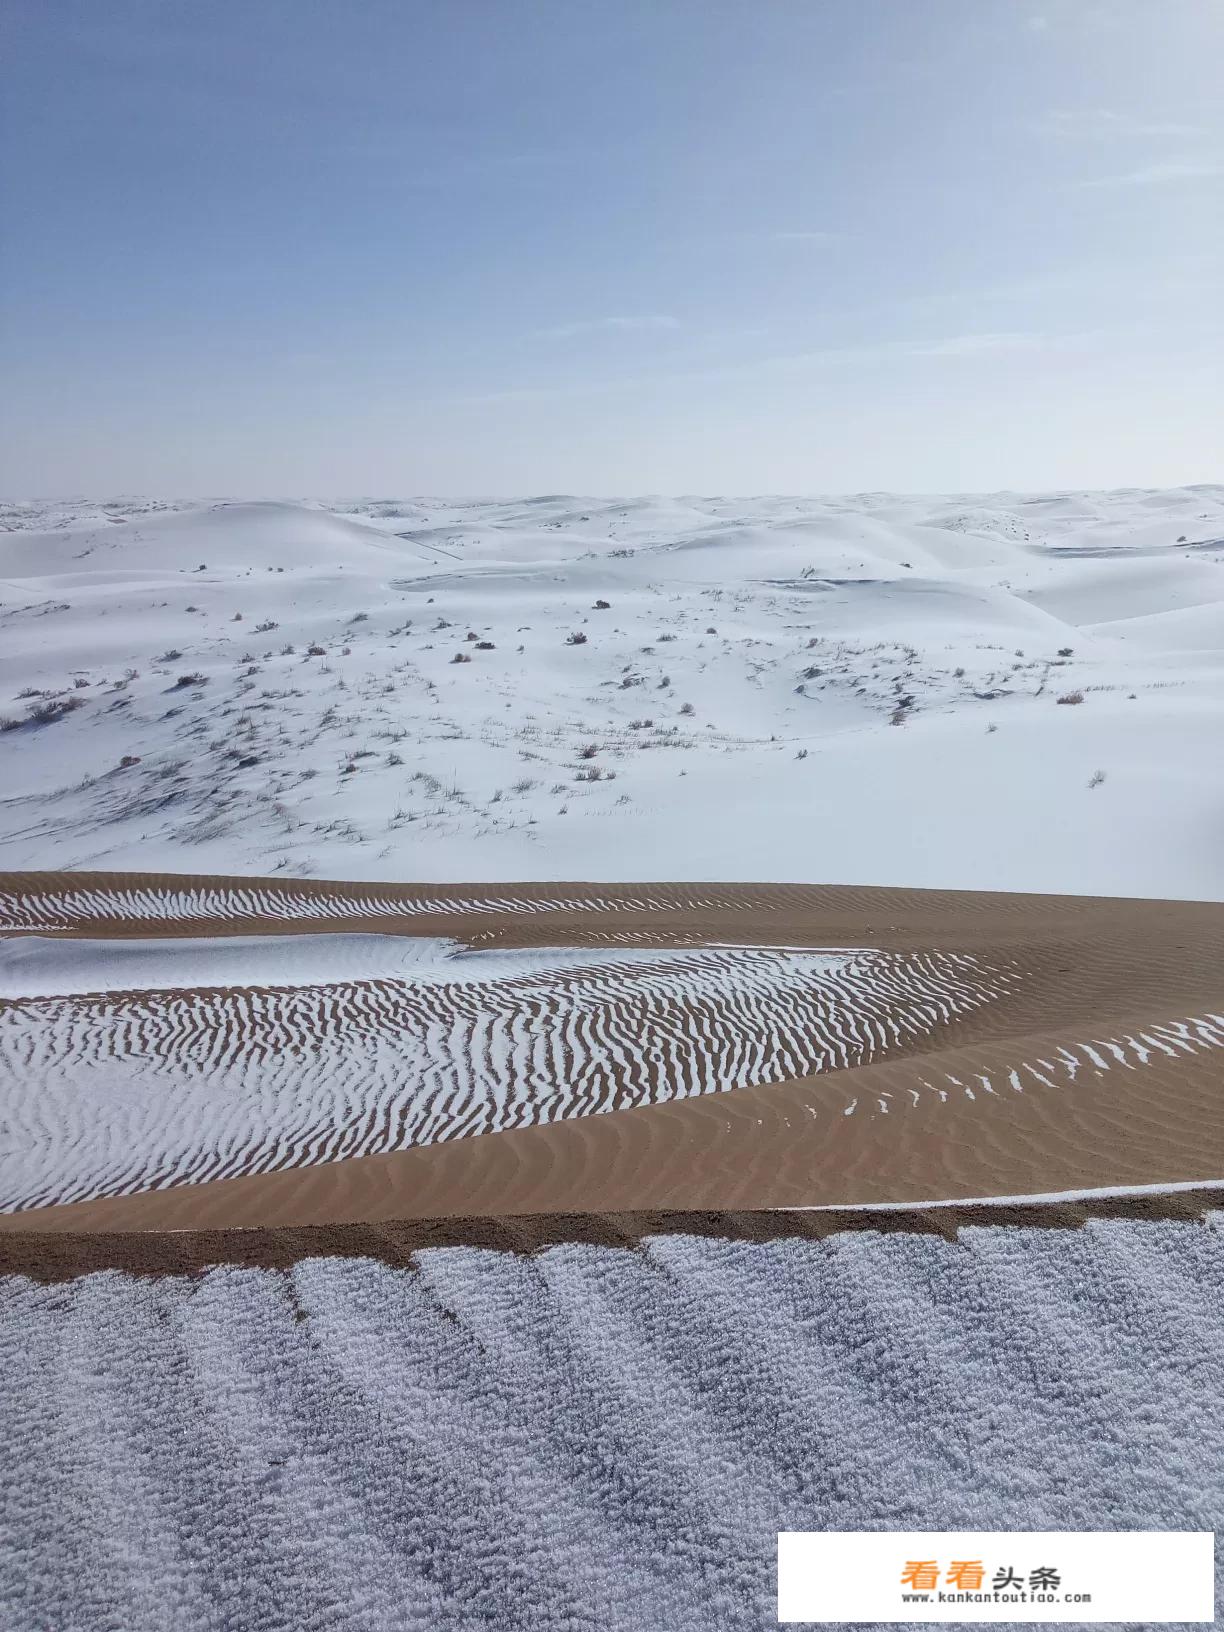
[2,0,1221,494]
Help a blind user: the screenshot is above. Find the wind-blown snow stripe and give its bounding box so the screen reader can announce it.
[0,882,750,931]
[1,1217,1222,1630]
[0,941,1013,1210]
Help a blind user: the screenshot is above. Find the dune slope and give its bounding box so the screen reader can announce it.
[3,488,1224,898]
[3,873,1222,1231]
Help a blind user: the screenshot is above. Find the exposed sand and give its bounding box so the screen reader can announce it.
[2,1190,1222,1282]
[4,871,1223,1238]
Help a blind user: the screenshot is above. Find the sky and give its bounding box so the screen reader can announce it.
[2,0,1222,495]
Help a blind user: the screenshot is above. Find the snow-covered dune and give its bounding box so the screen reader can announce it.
[0,936,1008,1211]
[2,1217,1222,1631]
[2,488,1224,897]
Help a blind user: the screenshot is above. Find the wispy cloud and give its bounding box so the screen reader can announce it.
[534,315,681,342]
[1038,109,1203,142]
[897,331,1050,358]
[1079,157,1223,188]
[457,329,1083,406]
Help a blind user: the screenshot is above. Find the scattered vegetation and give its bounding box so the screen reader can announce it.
[2,694,87,730]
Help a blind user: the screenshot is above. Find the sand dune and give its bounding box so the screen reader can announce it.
[3,871,1222,1233]
[3,1216,1222,1629]
[5,489,1224,899]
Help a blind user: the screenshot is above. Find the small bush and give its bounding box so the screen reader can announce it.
[679,701,695,716]
[593,599,611,610]
[474,640,495,650]
[566,631,588,645]
[1057,646,1074,658]
[451,652,471,664]
[1088,768,1106,789]
[254,620,278,634]
[1056,690,1084,705]
[27,695,86,725]
[578,743,599,759]
[306,644,326,656]
[174,672,208,689]
[118,754,141,768]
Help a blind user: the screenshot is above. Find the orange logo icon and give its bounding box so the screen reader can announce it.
[947,1561,986,1589]
[900,1561,940,1591]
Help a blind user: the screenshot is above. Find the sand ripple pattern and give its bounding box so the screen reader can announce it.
[0,881,750,933]
[0,943,1013,1211]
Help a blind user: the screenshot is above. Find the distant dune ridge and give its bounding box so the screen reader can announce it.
[2,488,1224,898]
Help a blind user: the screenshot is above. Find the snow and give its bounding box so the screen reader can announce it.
[3,488,1224,897]
[0,930,779,999]
[1,942,1010,1209]
[784,1179,1224,1211]
[2,1216,1222,1630]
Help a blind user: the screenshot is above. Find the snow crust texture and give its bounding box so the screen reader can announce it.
[2,1218,1222,1630]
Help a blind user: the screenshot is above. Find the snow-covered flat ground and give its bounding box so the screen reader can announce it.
[3,488,1224,897]
[2,1216,1222,1631]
